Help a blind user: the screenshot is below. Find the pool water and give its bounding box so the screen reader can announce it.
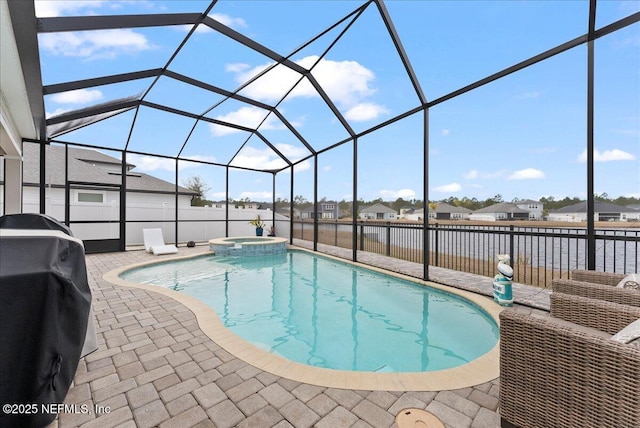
[121,251,499,372]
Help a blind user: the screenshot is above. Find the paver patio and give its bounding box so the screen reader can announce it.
[49,243,548,428]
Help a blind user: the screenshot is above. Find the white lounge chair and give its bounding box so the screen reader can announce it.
[143,228,178,255]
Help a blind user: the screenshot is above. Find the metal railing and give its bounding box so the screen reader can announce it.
[293,220,640,288]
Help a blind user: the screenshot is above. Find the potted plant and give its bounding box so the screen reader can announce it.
[267,226,276,237]
[248,215,266,236]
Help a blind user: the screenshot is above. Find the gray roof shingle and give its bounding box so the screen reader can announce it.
[22,144,197,195]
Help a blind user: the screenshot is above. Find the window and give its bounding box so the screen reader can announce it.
[324,204,335,210]
[77,191,104,203]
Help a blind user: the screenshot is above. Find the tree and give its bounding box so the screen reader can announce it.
[182,175,211,206]
[392,197,407,212]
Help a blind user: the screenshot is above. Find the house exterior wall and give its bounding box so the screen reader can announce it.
[18,187,289,244]
[450,212,468,220]
[546,211,640,222]
[359,211,397,220]
[468,213,498,221]
[301,202,339,219]
[515,202,543,220]
[404,211,425,221]
[623,211,640,221]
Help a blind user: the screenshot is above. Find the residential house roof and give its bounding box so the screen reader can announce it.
[360,203,397,214]
[550,201,639,214]
[435,203,472,213]
[22,144,197,195]
[473,202,530,214]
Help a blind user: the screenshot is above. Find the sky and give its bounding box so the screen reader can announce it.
[35,0,639,203]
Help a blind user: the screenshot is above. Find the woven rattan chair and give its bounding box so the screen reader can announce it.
[500,295,640,428]
[552,270,640,307]
[570,269,625,286]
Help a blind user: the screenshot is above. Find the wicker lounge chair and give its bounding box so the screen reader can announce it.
[500,294,640,428]
[552,269,640,307]
[570,269,625,285]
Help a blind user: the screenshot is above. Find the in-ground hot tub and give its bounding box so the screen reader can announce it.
[208,236,287,256]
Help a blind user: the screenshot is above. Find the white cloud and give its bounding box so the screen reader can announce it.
[226,63,251,73]
[228,146,310,171]
[463,169,506,180]
[230,55,387,122]
[294,161,311,172]
[35,1,108,17]
[184,13,248,34]
[345,103,389,121]
[322,165,332,172]
[39,29,153,59]
[379,189,416,199]
[210,13,247,29]
[297,55,376,106]
[237,191,272,200]
[433,183,462,193]
[463,169,478,180]
[210,191,227,199]
[230,146,286,170]
[209,107,283,136]
[577,148,636,162]
[50,89,103,105]
[274,143,309,162]
[441,129,450,136]
[128,154,215,172]
[508,168,546,180]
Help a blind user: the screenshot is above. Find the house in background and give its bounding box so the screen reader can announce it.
[434,203,472,220]
[18,144,198,212]
[300,201,339,219]
[359,203,398,220]
[548,201,640,222]
[514,199,544,220]
[468,202,531,221]
[401,207,423,221]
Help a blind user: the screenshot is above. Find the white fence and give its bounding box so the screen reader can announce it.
[17,188,289,246]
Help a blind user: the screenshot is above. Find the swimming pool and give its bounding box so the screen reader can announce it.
[119,250,499,373]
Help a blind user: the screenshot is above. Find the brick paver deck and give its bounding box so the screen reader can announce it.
[49,243,549,428]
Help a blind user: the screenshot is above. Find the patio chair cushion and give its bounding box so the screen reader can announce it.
[611,318,640,345]
[617,273,640,290]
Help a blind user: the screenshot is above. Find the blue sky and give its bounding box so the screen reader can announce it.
[36,0,639,203]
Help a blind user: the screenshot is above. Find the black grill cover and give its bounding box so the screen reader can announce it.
[0,213,73,236]
[0,214,92,428]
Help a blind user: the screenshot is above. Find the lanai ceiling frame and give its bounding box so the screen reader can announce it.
[36,1,383,171]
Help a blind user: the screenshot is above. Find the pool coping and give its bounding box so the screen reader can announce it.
[103,245,503,392]
[208,236,288,247]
